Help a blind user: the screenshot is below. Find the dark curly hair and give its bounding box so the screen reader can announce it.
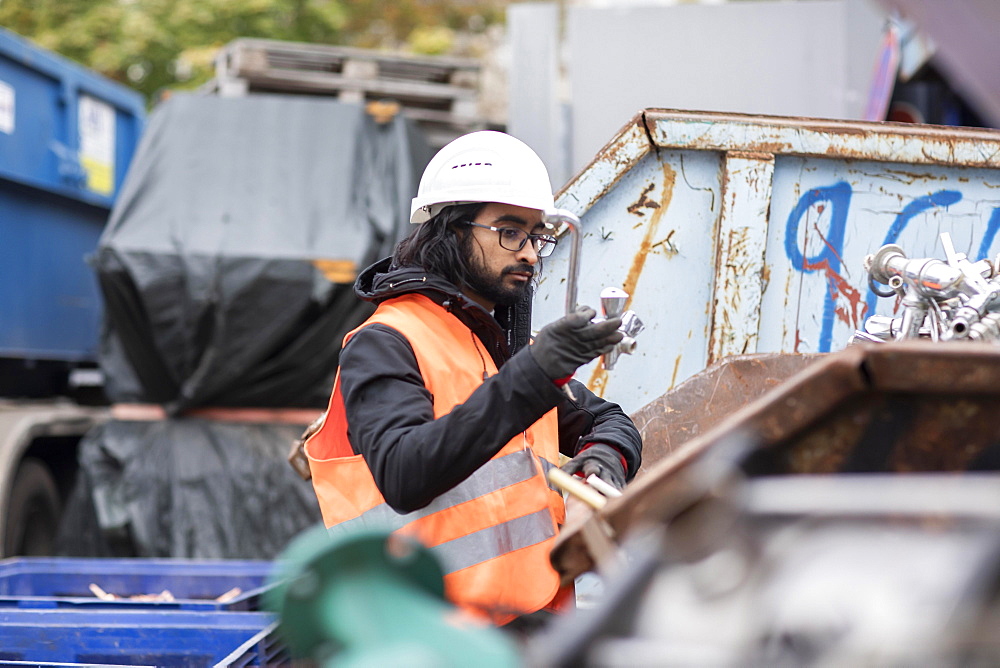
[391,203,487,287]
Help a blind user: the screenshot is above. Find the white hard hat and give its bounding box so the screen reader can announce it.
[410,131,554,224]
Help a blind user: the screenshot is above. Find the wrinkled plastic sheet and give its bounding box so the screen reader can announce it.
[94,93,431,412]
[58,418,322,559]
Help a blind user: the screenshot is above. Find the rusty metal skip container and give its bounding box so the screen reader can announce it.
[533,109,1000,416]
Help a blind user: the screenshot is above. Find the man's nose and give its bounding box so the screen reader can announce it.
[515,241,539,265]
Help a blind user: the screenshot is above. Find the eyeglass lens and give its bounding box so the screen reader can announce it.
[498,228,556,256]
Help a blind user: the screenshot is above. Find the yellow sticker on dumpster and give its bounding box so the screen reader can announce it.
[80,156,113,195]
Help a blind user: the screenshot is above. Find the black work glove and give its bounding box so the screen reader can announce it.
[530,306,623,380]
[561,443,627,490]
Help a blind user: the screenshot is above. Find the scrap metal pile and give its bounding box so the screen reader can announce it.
[853,233,1000,344]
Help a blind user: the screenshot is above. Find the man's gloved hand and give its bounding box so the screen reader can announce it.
[530,306,623,380]
[560,443,627,490]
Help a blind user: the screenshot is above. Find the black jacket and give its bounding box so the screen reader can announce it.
[338,258,643,513]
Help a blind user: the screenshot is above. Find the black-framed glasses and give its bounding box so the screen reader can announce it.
[463,221,559,257]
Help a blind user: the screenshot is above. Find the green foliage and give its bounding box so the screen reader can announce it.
[342,0,506,50]
[408,26,454,56]
[0,0,506,104]
[0,0,347,102]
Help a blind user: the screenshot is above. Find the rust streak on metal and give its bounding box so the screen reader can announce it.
[782,270,794,348]
[726,151,775,161]
[622,162,676,304]
[649,229,679,257]
[706,156,732,365]
[588,366,609,399]
[682,135,793,156]
[627,183,661,215]
[670,354,682,388]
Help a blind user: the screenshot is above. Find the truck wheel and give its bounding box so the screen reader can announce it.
[3,458,61,557]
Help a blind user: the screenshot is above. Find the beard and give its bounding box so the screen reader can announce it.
[463,250,535,307]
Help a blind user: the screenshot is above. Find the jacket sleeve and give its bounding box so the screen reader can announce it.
[556,379,643,481]
[338,323,570,513]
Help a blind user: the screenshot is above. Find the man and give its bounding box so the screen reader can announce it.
[305,131,642,626]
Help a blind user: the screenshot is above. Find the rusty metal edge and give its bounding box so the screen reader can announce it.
[554,111,654,216]
[861,340,1000,393]
[552,107,1000,242]
[642,108,1000,168]
[630,352,826,471]
[552,341,1000,580]
[550,345,870,581]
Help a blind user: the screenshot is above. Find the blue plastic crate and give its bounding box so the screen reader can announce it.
[0,609,285,667]
[0,558,277,611]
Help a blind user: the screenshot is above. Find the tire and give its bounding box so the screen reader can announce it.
[3,457,61,557]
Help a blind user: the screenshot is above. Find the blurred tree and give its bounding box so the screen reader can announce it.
[0,0,507,103]
[0,0,347,101]
[341,0,505,51]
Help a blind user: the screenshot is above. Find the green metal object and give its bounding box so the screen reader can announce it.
[266,525,521,667]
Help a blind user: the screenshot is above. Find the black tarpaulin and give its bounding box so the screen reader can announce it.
[58,419,323,559]
[62,93,432,558]
[94,93,431,412]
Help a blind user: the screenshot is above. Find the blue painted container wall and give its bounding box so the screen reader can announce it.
[0,27,144,361]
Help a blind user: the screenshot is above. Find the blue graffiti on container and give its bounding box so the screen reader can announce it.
[976,207,1000,263]
[784,182,852,353]
[786,181,1000,352]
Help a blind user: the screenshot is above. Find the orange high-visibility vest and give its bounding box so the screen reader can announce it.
[305,292,567,624]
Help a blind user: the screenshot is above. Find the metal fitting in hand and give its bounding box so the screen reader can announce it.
[592,287,645,370]
[540,208,645,370]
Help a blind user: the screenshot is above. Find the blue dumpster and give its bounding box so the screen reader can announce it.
[0,27,144,363]
[0,558,277,611]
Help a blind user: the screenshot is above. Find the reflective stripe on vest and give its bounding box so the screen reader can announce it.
[326,449,558,575]
[429,508,555,575]
[328,450,561,536]
[328,449,538,536]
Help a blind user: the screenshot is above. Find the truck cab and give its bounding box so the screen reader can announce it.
[0,401,106,555]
